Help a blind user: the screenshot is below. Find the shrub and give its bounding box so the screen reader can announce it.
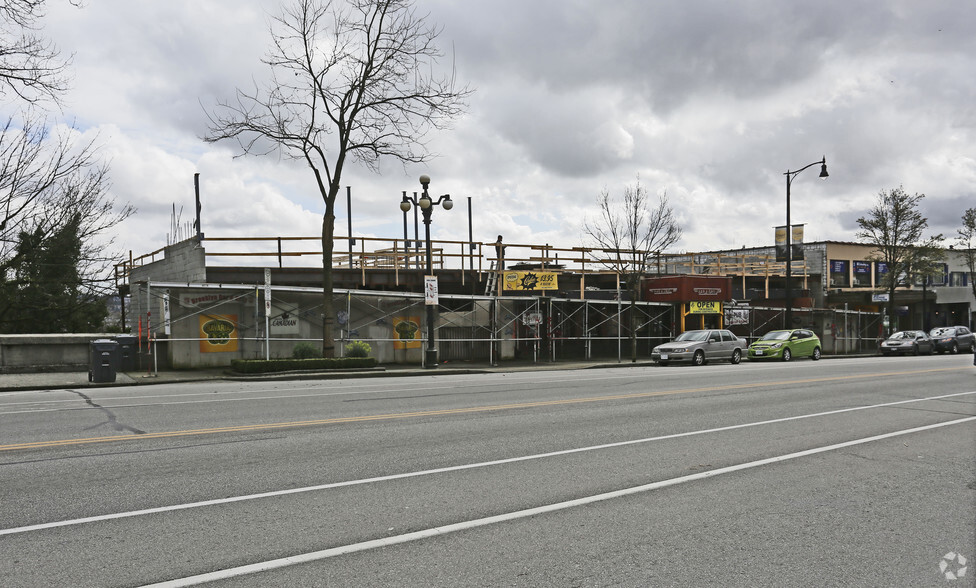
[292,342,320,359]
[345,340,371,358]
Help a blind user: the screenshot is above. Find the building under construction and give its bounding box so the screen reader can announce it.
[115,233,974,369]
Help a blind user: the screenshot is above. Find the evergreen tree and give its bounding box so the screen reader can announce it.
[0,213,106,332]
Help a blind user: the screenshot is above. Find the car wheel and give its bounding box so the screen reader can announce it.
[812,347,821,361]
[730,349,742,365]
[781,348,792,362]
[949,343,958,355]
[693,350,705,366]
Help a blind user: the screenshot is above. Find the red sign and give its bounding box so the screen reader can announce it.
[643,276,731,302]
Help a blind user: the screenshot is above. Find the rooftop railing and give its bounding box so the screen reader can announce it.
[114,234,806,288]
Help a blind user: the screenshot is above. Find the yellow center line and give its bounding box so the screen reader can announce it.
[0,366,964,452]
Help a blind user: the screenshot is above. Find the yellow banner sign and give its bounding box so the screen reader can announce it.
[503,271,558,291]
[688,301,723,314]
[199,314,239,352]
[393,316,422,349]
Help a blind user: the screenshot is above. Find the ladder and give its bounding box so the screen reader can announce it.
[484,261,497,295]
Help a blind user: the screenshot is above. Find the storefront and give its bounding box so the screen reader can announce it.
[643,276,733,332]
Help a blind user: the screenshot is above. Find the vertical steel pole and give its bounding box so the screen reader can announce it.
[785,172,792,330]
[347,186,354,268]
[402,191,409,269]
[423,206,437,368]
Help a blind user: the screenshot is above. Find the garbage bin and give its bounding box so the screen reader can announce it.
[89,339,119,383]
[114,335,138,371]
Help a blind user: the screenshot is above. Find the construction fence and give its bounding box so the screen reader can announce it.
[143,283,883,369]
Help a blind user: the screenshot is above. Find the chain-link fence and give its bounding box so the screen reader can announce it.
[723,305,883,354]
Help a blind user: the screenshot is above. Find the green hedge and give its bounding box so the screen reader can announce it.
[230,357,378,374]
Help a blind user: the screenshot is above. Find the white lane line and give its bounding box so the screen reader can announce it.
[141,414,976,588]
[3,390,973,538]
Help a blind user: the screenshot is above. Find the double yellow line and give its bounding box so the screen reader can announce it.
[0,367,963,452]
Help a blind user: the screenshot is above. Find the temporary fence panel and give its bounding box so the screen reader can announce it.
[142,281,882,368]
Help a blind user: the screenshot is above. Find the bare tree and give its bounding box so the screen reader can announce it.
[855,186,943,334]
[0,112,132,331]
[584,176,681,362]
[205,0,471,357]
[0,0,73,105]
[958,208,976,310]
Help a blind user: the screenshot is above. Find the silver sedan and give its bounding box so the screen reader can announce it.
[652,329,748,366]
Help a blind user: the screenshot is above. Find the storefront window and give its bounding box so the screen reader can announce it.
[852,261,871,287]
[829,260,849,287]
[875,261,889,286]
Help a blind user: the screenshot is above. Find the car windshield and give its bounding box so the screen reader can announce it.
[929,328,952,336]
[890,331,915,340]
[674,331,708,342]
[761,331,791,341]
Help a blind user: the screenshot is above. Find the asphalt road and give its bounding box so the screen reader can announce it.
[1,355,974,587]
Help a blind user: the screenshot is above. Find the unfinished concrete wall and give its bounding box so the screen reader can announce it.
[128,238,207,330]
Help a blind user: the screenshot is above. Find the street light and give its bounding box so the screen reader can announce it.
[400,174,453,368]
[784,156,828,328]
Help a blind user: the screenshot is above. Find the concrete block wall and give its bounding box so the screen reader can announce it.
[128,238,208,329]
[0,334,110,373]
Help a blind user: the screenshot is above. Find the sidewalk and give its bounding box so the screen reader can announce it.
[0,359,661,393]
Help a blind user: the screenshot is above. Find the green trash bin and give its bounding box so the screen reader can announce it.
[89,339,119,383]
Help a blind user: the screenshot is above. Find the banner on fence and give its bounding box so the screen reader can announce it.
[199,314,239,352]
[393,316,422,349]
[724,308,749,325]
[503,271,558,291]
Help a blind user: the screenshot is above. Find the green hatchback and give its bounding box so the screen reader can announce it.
[748,329,822,361]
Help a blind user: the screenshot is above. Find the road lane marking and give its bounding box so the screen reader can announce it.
[0,363,962,414]
[139,414,976,587]
[0,367,969,450]
[3,390,973,538]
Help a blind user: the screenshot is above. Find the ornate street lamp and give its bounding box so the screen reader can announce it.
[784,157,828,328]
[400,175,453,368]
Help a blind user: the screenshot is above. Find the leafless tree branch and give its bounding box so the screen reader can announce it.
[584,175,682,361]
[0,0,73,106]
[204,0,471,356]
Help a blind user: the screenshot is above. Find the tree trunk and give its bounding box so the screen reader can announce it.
[887,283,897,336]
[321,213,336,358]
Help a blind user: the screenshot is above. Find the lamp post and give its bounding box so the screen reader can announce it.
[784,156,828,328]
[400,174,453,368]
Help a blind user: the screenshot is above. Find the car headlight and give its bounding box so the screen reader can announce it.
[770,343,783,349]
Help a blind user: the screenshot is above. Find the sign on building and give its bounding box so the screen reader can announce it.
[503,271,558,291]
[688,301,723,314]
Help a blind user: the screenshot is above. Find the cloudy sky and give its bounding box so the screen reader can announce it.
[34,0,976,265]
